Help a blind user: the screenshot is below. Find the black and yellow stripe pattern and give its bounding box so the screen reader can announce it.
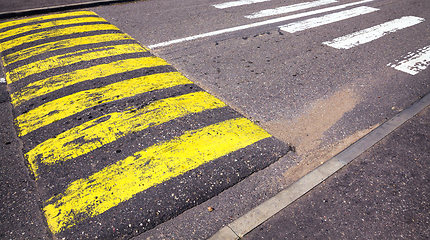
[0,11,288,238]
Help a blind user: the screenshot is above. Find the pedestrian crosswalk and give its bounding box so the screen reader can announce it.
[279,6,379,33]
[244,0,337,19]
[213,0,271,9]
[322,16,425,49]
[388,45,430,75]
[209,0,429,75]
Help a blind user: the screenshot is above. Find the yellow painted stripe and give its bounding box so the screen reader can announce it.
[0,23,119,52]
[0,11,97,30]
[0,16,106,41]
[2,33,133,66]
[16,72,192,137]
[43,117,271,233]
[26,91,226,177]
[7,43,148,83]
[11,56,169,106]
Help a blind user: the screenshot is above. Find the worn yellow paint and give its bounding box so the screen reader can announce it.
[43,117,271,233]
[26,91,226,177]
[0,16,106,41]
[2,33,133,66]
[0,23,119,52]
[7,43,148,82]
[0,11,97,30]
[15,72,191,137]
[11,56,170,106]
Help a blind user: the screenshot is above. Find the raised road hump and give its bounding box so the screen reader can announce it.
[0,11,289,239]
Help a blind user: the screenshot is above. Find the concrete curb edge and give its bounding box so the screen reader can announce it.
[0,0,140,20]
[209,92,430,239]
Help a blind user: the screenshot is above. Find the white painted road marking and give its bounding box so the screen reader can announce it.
[213,0,270,9]
[149,0,374,49]
[245,0,337,19]
[0,78,5,83]
[388,45,430,75]
[280,6,379,33]
[323,16,425,49]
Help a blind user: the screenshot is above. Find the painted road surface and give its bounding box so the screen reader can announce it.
[0,11,289,239]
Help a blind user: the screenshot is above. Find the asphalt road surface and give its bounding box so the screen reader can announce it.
[94,0,430,183]
[243,104,430,240]
[93,1,430,236]
[0,0,429,239]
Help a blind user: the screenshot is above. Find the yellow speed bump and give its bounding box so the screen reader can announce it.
[2,33,134,66]
[15,72,191,137]
[0,16,106,41]
[26,91,226,178]
[0,11,282,238]
[7,43,148,82]
[44,118,271,234]
[0,11,98,30]
[11,56,169,106]
[0,23,119,52]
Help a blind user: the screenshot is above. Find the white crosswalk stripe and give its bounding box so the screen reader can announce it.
[213,0,270,9]
[150,0,375,49]
[245,0,337,19]
[211,0,428,75]
[323,16,425,49]
[154,0,424,62]
[388,45,430,75]
[279,6,379,33]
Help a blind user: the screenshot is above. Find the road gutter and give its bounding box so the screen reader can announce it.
[209,91,430,239]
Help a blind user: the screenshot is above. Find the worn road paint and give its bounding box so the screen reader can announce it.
[43,117,271,234]
[0,11,98,29]
[149,0,374,48]
[0,11,286,238]
[0,16,106,41]
[15,72,191,137]
[2,33,134,66]
[11,56,169,106]
[26,91,226,177]
[7,43,148,82]
[323,16,425,49]
[245,0,337,19]
[388,45,430,75]
[280,6,379,33]
[213,0,270,9]
[0,23,119,52]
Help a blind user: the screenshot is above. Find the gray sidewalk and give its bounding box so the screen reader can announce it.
[242,104,430,239]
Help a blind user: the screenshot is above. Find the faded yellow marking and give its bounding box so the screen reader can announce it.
[7,43,148,82]
[15,72,191,137]
[0,23,119,53]
[2,33,133,66]
[11,56,169,106]
[0,11,97,30]
[43,118,271,234]
[26,91,226,177]
[0,16,106,41]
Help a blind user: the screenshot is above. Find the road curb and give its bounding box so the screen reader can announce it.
[209,91,430,240]
[0,0,138,20]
